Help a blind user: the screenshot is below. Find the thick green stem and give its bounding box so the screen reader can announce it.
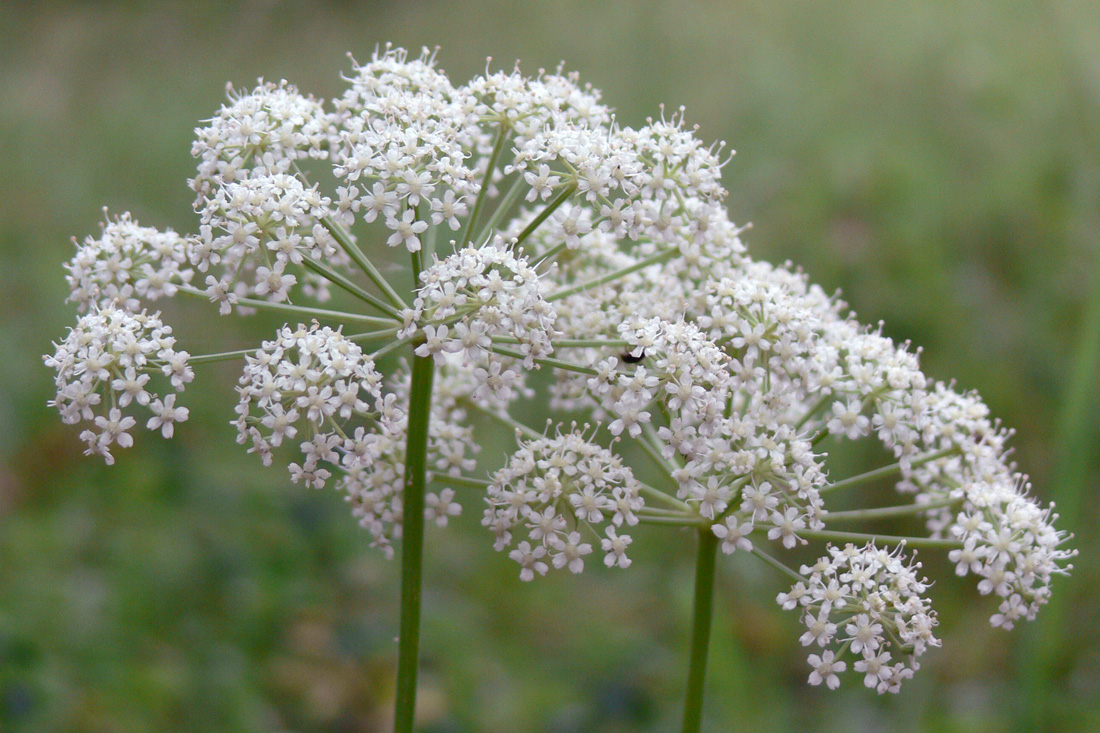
[682,528,719,733]
[393,351,436,732]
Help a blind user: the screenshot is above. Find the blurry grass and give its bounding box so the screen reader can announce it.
[2,1,1100,730]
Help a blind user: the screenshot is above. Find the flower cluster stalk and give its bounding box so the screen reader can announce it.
[394,348,435,732]
[683,529,719,733]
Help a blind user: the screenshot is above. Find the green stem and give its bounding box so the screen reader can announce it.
[476,173,527,244]
[460,123,510,248]
[458,396,543,441]
[186,348,253,365]
[369,338,409,361]
[533,241,569,268]
[821,495,961,523]
[393,351,436,733]
[300,257,403,319]
[176,285,398,327]
[511,183,577,251]
[346,327,403,345]
[793,392,832,431]
[820,445,959,495]
[637,480,692,512]
[638,515,706,527]
[321,216,408,310]
[488,345,599,375]
[547,247,678,302]
[639,421,681,479]
[791,528,964,550]
[682,528,719,733]
[410,249,423,292]
[431,474,491,490]
[490,335,629,349]
[749,545,805,583]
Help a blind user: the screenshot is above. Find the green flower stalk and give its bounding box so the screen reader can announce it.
[45,45,1075,731]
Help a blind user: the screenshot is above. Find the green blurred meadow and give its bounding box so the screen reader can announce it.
[2,1,1099,730]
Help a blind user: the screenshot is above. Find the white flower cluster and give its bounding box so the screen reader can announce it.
[407,240,556,374]
[331,48,479,253]
[233,323,399,488]
[507,110,727,252]
[484,430,643,580]
[579,316,828,545]
[946,476,1069,629]
[47,44,1075,696]
[45,303,192,464]
[778,543,940,693]
[190,79,332,202]
[65,210,194,312]
[194,173,346,312]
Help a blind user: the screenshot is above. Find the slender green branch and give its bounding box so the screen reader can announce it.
[682,528,719,733]
[300,257,403,319]
[547,247,678,302]
[458,397,543,441]
[533,241,569,268]
[638,515,707,527]
[820,445,961,495]
[431,474,492,490]
[321,216,408,310]
[511,183,577,251]
[639,422,681,477]
[490,335,629,349]
[794,392,833,431]
[477,173,527,243]
[393,351,436,733]
[488,345,599,375]
[637,481,692,512]
[821,496,961,523]
[749,545,806,583]
[369,337,410,361]
[186,348,254,365]
[176,285,399,326]
[789,528,964,550]
[346,327,403,345]
[637,506,694,517]
[711,475,755,525]
[423,220,440,264]
[460,123,511,248]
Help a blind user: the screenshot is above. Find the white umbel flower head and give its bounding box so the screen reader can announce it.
[45,302,192,464]
[484,428,643,578]
[191,78,333,203]
[233,323,397,487]
[778,542,940,694]
[65,210,194,312]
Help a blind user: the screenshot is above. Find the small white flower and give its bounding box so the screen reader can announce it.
[146,394,189,438]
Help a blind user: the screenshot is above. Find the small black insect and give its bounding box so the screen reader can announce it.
[620,349,646,364]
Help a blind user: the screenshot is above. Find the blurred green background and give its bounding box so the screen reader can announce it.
[2,2,1098,730]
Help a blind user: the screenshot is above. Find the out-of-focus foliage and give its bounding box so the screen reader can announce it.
[2,2,1098,730]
